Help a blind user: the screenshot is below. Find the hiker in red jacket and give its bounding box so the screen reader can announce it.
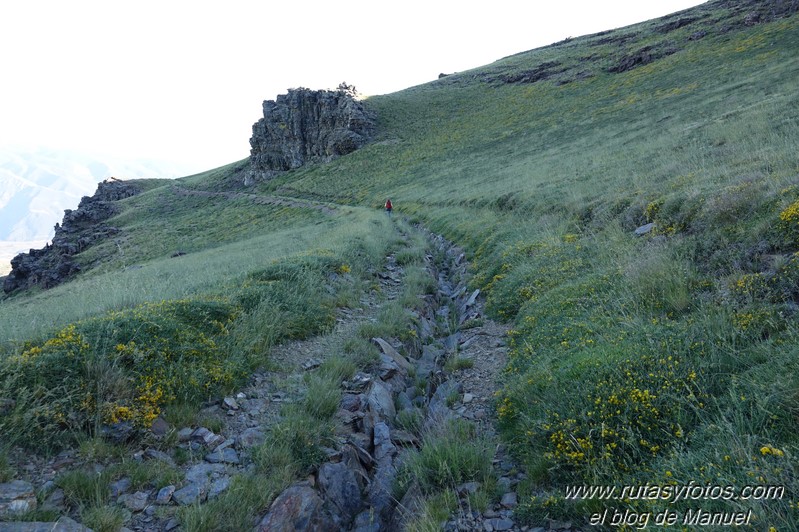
[385,198,393,217]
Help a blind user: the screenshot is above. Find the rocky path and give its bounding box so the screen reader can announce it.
[0,221,571,532]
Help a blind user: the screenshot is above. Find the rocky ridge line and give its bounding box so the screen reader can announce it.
[2,178,139,295]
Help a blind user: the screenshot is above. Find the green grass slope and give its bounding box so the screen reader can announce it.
[259,4,799,528]
[1,0,799,527]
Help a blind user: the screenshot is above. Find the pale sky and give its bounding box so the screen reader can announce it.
[1,0,705,173]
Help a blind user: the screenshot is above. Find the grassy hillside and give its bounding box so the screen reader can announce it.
[256,4,799,528]
[2,0,799,528]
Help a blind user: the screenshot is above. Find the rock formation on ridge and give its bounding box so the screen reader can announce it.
[2,178,139,294]
[246,84,375,184]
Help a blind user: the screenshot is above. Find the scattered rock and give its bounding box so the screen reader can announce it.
[500,491,518,508]
[0,480,37,516]
[634,222,655,235]
[100,421,136,444]
[119,490,149,512]
[367,380,396,421]
[238,427,266,449]
[378,354,400,380]
[256,484,335,531]
[173,484,205,506]
[150,417,170,436]
[156,485,175,505]
[144,448,175,466]
[485,517,515,531]
[456,482,480,497]
[109,477,132,498]
[222,396,239,410]
[208,477,230,500]
[340,393,364,412]
[41,488,65,511]
[318,462,363,524]
[302,359,322,371]
[371,338,412,371]
[205,448,239,464]
[185,463,226,486]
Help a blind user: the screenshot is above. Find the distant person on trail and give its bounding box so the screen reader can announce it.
[385,198,393,217]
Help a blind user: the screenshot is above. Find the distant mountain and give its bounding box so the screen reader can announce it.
[0,147,195,274]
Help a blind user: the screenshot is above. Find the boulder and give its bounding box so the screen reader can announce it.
[318,462,363,524]
[248,85,375,183]
[172,484,205,506]
[0,480,36,516]
[256,484,335,531]
[366,380,395,421]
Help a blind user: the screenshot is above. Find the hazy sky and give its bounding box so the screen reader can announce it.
[1,0,705,173]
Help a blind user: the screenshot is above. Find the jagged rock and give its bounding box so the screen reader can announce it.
[172,483,205,506]
[150,417,170,436]
[366,380,396,421]
[456,482,480,497]
[3,178,139,294]
[119,491,149,512]
[0,480,37,516]
[156,485,175,505]
[191,427,225,448]
[318,462,362,524]
[340,393,364,412]
[238,427,266,448]
[177,427,194,442]
[109,477,132,498]
[417,345,441,377]
[635,222,655,235]
[257,484,336,531]
[208,477,230,499]
[608,43,678,74]
[205,448,239,464]
[353,510,381,532]
[371,338,412,371]
[100,421,136,444]
[247,85,375,183]
[378,354,400,381]
[222,396,239,410]
[41,488,65,511]
[372,422,395,462]
[144,448,175,466]
[485,517,515,531]
[185,462,226,486]
[500,491,518,508]
[396,391,413,411]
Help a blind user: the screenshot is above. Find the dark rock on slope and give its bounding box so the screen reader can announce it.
[3,177,139,294]
[246,84,375,184]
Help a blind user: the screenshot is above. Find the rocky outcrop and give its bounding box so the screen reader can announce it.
[246,84,375,184]
[2,178,139,294]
